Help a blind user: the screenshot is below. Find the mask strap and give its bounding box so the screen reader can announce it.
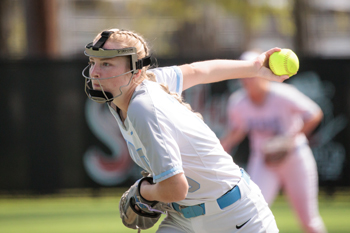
[92,31,113,50]
[136,56,151,69]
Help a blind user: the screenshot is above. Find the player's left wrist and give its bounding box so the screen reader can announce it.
[139,177,157,203]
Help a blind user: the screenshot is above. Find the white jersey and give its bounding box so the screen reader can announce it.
[227,82,321,156]
[109,66,241,206]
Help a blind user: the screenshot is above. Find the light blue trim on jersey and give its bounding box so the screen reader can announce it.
[153,165,183,182]
[171,66,182,94]
[125,139,152,171]
[126,141,138,164]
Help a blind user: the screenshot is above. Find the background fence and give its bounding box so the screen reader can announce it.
[0,56,349,195]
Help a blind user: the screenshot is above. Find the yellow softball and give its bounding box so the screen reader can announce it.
[269,49,299,77]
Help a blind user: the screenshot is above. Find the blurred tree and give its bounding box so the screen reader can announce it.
[0,1,6,56]
[215,0,296,49]
[127,0,297,57]
[24,0,59,58]
[125,0,205,57]
[0,0,27,58]
[293,0,309,55]
[2,0,340,59]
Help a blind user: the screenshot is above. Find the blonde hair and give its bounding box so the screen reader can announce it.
[94,29,203,120]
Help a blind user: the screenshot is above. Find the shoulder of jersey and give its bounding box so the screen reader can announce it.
[149,66,173,81]
[269,82,301,100]
[129,81,158,117]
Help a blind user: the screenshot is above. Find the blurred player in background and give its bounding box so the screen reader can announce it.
[82,29,288,232]
[220,50,327,233]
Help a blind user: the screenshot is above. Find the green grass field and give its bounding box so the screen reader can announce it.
[1,188,349,233]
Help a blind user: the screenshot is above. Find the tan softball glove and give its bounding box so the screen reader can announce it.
[119,173,175,232]
[262,136,294,166]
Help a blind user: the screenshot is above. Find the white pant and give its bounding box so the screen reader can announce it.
[156,177,279,233]
[247,145,327,233]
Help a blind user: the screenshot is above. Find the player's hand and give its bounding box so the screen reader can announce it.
[255,47,289,82]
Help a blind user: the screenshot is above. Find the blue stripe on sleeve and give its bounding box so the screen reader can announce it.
[171,66,182,94]
[153,166,183,182]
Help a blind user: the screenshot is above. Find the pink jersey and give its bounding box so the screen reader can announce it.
[227,82,321,156]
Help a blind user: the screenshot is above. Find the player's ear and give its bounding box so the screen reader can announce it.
[132,69,143,83]
[135,69,142,78]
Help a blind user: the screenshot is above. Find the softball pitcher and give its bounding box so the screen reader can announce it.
[82,29,288,232]
[221,51,327,233]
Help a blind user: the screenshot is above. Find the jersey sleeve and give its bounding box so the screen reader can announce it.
[128,88,184,183]
[281,85,321,121]
[150,66,183,95]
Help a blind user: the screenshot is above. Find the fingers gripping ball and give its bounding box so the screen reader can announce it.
[269,49,299,77]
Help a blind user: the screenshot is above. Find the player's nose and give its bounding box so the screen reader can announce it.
[89,64,101,79]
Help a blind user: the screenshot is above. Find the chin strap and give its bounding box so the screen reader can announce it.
[86,89,114,104]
